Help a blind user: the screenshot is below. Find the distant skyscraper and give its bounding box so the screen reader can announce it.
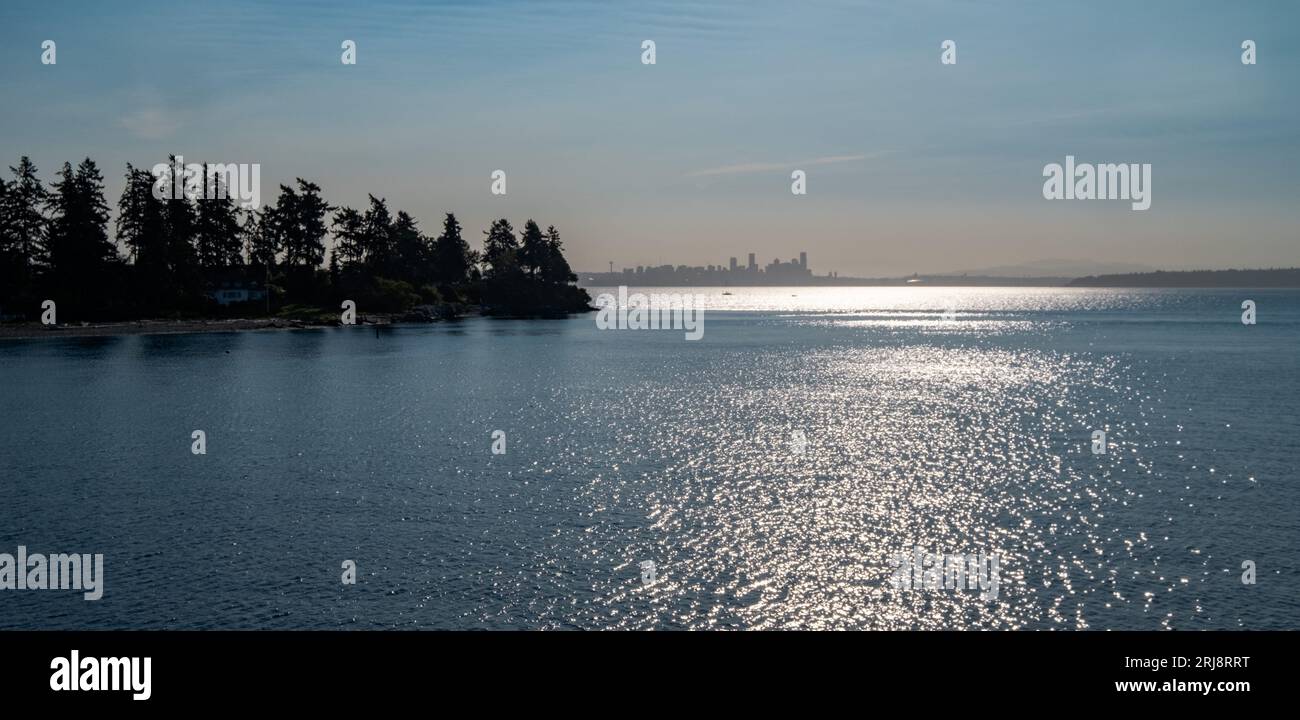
[748,253,756,271]
[729,257,738,271]
[799,252,807,269]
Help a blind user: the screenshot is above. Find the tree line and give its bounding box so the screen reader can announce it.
[0,156,590,321]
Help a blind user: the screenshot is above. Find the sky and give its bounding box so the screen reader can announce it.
[1,0,1296,278]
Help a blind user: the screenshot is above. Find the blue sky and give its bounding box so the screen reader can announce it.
[1,0,1296,276]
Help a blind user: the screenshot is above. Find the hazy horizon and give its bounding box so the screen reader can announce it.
[2,0,1296,277]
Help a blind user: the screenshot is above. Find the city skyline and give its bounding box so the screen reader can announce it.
[605,249,814,275]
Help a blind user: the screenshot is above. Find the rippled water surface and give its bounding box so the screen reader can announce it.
[1,287,1297,629]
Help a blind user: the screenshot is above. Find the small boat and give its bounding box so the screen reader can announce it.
[721,291,733,295]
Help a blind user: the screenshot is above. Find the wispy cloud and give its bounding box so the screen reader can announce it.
[685,152,889,178]
[119,108,182,140]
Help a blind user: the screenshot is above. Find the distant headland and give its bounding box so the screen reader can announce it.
[1067,268,1300,288]
[0,155,592,329]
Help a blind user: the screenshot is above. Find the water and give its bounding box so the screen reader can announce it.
[1,287,1297,629]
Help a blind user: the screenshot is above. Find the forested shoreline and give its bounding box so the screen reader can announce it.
[0,156,592,323]
[1068,268,1300,288]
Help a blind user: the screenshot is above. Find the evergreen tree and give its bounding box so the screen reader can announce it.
[482,218,518,279]
[116,164,165,267]
[389,210,427,285]
[116,164,171,310]
[542,224,576,284]
[160,157,202,307]
[195,165,244,268]
[360,194,392,275]
[330,206,365,269]
[46,159,117,315]
[0,176,16,305]
[518,219,546,278]
[1,157,52,309]
[430,212,475,287]
[0,177,9,242]
[244,205,280,269]
[277,179,332,268]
